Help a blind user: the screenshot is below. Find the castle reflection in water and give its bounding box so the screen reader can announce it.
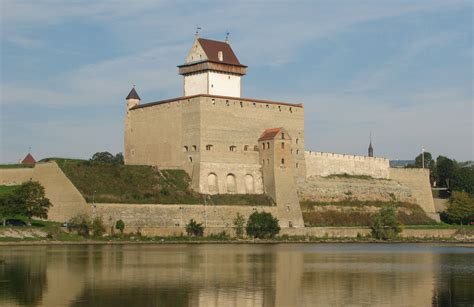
[0,244,472,306]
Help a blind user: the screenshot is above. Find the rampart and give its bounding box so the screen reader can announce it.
[305,151,390,179]
[0,162,91,222]
[389,168,438,220]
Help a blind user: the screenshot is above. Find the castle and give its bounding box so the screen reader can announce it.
[123,36,439,227]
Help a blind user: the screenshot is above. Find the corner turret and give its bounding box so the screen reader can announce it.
[368,133,374,157]
[126,87,141,110]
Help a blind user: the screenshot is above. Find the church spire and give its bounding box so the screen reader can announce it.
[368,132,374,157]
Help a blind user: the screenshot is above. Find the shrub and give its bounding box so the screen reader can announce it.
[68,214,90,237]
[233,213,246,238]
[91,216,106,237]
[446,191,474,224]
[371,206,402,240]
[246,211,280,239]
[115,219,125,234]
[186,219,204,237]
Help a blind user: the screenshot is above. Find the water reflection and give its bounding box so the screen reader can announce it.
[0,244,472,306]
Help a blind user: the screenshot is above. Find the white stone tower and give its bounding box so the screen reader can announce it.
[126,87,141,110]
[178,37,247,97]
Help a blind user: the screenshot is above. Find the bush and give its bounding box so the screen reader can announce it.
[446,191,474,225]
[115,219,125,234]
[233,213,246,238]
[186,219,204,237]
[68,214,90,237]
[91,217,106,237]
[371,206,402,240]
[246,211,280,239]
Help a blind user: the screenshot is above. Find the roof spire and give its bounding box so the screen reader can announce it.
[195,25,201,38]
[126,86,140,100]
[368,132,374,157]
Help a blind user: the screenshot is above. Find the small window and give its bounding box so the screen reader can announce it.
[228,75,230,79]
[184,146,189,152]
[278,106,281,112]
[218,51,223,61]
[281,142,285,149]
[253,102,256,107]
[240,102,243,108]
[296,138,299,144]
[244,145,249,151]
[226,100,229,106]
[192,145,197,151]
[262,159,265,165]
[281,158,285,165]
[289,107,293,113]
[267,142,270,149]
[212,99,215,105]
[229,145,236,152]
[206,145,213,151]
[189,157,193,162]
[281,133,285,139]
[296,149,299,155]
[267,159,269,165]
[266,104,269,108]
[262,143,266,150]
[254,145,259,151]
[296,163,299,168]
[211,84,214,88]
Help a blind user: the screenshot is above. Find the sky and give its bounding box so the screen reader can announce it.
[1,0,472,163]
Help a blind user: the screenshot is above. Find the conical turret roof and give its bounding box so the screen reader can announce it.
[126,87,141,100]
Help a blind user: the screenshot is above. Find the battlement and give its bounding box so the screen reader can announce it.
[305,151,389,163]
[305,151,390,179]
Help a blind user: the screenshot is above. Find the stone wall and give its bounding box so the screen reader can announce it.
[305,151,390,179]
[297,176,414,203]
[0,162,91,222]
[389,168,438,220]
[92,203,281,229]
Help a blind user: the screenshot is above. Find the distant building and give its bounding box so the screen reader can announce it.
[21,153,36,165]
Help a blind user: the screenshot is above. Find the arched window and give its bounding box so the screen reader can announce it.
[184,146,189,152]
[226,174,236,193]
[229,145,236,152]
[245,174,255,193]
[208,173,218,194]
[192,145,197,151]
[189,157,193,162]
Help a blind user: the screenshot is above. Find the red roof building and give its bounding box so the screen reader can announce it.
[21,153,36,165]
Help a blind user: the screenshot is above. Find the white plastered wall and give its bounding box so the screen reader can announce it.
[208,72,241,97]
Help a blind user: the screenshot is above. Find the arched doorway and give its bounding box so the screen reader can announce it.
[207,173,218,194]
[226,174,236,193]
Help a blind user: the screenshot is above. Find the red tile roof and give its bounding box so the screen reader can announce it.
[198,38,242,66]
[21,153,36,165]
[258,128,284,141]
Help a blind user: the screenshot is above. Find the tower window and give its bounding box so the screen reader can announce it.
[267,159,269,165]
[254,145,259,151]
[289,107,293,113]
[229,145,236,152]
[266,104,269,108]
[189,157,193,162]
[281,158,285,165]
[218,51,223,61]
[244,145,249,151]
[240,102,243,108]
[212,99,215,105]
[296,138,299,144]
[281,133,285,139]
[267,142,270,149]
[296,149,300,155]
[281,142,285,149]
[206,145,213,151]
[278,106,281,112]
[262,143,266,150]
[192,145,197,151]
[184,146,189,152]
[296,163,299,168]
[262,159,265,165]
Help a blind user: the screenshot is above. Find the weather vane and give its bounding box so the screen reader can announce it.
[225,31,230,43]
[195,25,202,37]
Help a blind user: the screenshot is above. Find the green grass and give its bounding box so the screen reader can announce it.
[53,159,273,206]
[301,200,437,226]
[0,164,34,169]
[0,185,19,196]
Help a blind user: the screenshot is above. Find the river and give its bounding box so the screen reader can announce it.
[0,243,472,306]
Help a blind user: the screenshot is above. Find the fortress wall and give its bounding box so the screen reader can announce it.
[0,163,90,222]
[296,176,415,203]
[305,151,390,179]
[389,168,438,220]
[92,203,280,229]
[0,168,34,185]
[198,96,306,178]
[198,162,263,194]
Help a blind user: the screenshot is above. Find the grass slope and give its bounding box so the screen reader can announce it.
[54,159,273,206]
[301,200,437,226]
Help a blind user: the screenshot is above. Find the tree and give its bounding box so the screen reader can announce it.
[233,213,246,238]
[90,152,115,163]
[446,191,474,224]
[414,152,434,169]
[435,156,457,188]
[13,181,52,221]
[114,153,124,164]
[115,219,125,234]
[371,206,402,240]
[91,216,106,237]
[186,219,204,237]
[246,211,280,239]
[451,167,474,195]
